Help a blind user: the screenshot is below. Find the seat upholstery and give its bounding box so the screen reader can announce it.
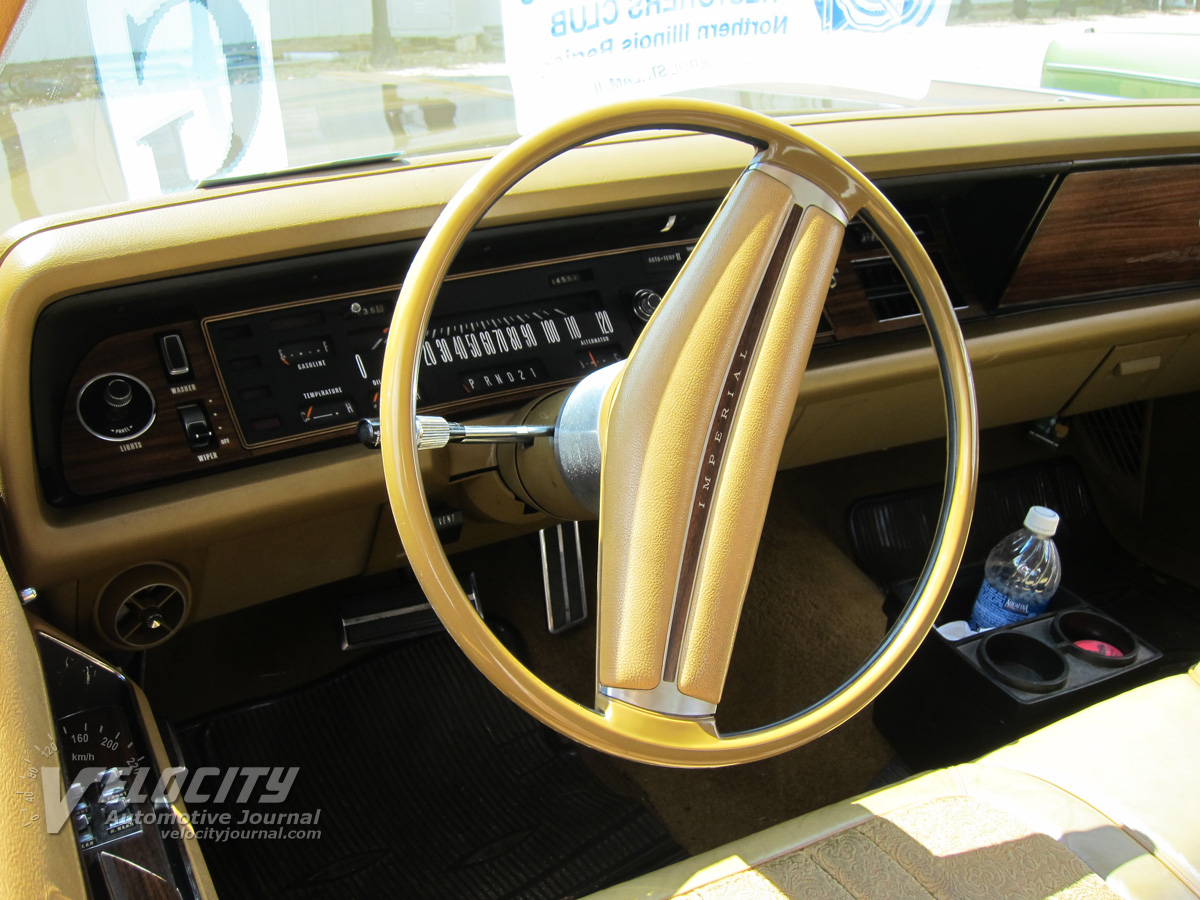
[982,668,1200,897]
[644,791,1122,900]
[587,672,1200,900]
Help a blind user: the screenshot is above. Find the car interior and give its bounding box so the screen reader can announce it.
[2,2,1200,899]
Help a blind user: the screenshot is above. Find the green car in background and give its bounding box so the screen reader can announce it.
[1042,31,1200,99]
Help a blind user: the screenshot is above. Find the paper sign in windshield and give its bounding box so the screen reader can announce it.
[85,0,287,198]
[502,0,952,132]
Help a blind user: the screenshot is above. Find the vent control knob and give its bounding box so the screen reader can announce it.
[631,289,662,322]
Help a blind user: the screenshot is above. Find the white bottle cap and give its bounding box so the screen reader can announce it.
[1024,505,1059,536]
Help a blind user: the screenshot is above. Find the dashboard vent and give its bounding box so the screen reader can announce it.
[97,562,191,649]
[1077,401,1148,479]
[854,257,922,321]
[848,217,962,322]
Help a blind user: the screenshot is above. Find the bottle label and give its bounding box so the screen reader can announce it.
[969,580,1048,631]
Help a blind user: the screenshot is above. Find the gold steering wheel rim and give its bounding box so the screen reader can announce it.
[380,97,978,767]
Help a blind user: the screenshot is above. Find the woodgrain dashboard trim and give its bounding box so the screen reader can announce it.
[51,200,976,502]
[1002,164,1200,308]
[59,321,251,497]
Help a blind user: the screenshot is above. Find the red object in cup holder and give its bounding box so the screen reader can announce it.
[1052,610,1137,667]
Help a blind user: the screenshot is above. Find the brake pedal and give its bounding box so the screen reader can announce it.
[540,522,588,634]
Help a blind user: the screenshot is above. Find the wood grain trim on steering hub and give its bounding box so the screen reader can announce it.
[598,170,799,693]
[662,204,804,683]
[676,206,844,703]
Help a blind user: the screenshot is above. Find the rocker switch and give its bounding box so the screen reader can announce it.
[177,404,213,450]
[159,332,191,378]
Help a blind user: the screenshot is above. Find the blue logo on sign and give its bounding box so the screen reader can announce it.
[813,0,940,31]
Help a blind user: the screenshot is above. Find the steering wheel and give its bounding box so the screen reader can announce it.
[379,98,977,767]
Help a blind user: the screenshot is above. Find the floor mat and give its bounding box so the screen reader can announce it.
[174,635,684,900]
[849,457,1200,666]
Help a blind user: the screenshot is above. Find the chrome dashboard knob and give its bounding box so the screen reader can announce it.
[103,377,133,410]
[631,289,662,322]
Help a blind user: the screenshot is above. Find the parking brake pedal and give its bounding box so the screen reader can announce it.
[340,573,480,650]
[540,522,588,634]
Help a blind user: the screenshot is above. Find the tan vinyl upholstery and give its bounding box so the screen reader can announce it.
[982,671,1200,896]
[587,673,1200,900]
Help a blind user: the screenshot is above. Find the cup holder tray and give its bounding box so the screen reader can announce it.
[959,607,1157,703]
[874,563,1164,769]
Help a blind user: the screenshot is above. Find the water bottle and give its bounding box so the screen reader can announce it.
[969,506,1062,631]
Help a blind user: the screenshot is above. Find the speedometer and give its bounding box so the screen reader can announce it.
[204,240,688,446]
[418,293,624,402]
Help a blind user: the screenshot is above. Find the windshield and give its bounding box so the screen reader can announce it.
[0,0,1196,230]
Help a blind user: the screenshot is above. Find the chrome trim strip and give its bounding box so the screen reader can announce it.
[341,603,432,627]
[600,682,717,718]
[749,161,850,226]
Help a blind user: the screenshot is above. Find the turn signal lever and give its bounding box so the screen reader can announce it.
[357,416,554,450]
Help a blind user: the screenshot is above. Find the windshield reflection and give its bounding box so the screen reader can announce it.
[0,0,1196,232]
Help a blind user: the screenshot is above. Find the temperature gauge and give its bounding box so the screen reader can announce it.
[299,397,357,426]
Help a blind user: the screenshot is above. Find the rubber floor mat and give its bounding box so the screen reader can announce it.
[849,457,1200,666]
[174,635,684,900]
[849,458,1106,589]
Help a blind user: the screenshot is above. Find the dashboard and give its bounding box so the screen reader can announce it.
[31,161,1200,505]
[4,106,1200,648]
[36,201,717,501]
[31,169,1038,504]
